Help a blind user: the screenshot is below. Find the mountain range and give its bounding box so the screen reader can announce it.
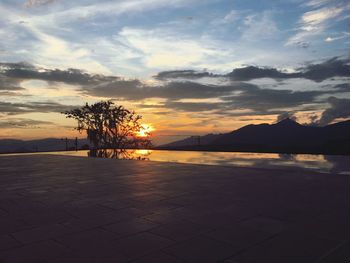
[157,118,350,155]
[1,118,349,155]
[0,138,90,154]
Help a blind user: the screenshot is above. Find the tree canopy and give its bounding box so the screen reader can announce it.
[63,101,151,149]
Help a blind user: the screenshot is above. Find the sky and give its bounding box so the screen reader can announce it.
[0,0,349,144]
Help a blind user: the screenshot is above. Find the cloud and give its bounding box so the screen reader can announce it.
[117,27,217,69]
[221,87,325,112]
[88,81,243,101]
[332,83,350,92]
[302,6,344,26]
[137,85,325,114]
[211,109,287,118]
[276,112,297,122]
[324,32,350,42]
[295,41,310,48]
[1,59,348,117]
[222,57,350,82]
[0,5,112,75]
[325,37,333,42]
[1,0,349,138]
[164,101,224,112]
[211,10,242,25]
[318,97,350,125]
[227,66,300,81]
[223,10,241,23]
[1,62,239,101]
[86,79,143,99]
[81,76,329,114]
[241,11,279,41]
[0,75,24,91]
[306,113,320,126]
[137,83,328,114]
[23,25,111,74]
[305,0,332,7]
[0,101,77,115]
[0,63,28,91]
[0,62,119,85]
[0,91,28,96]
[286,3,350,46]
[0,118,53,129]
[300,57,350,82]
[24,0,56,8]
[153,57,350,82]
[37,0,200,23]
[154,70,215,80]
[286,28,322,48]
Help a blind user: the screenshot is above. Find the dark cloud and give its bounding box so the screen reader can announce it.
[221,87,325,112]
[0,118,54,129]
[276,112,297,122]
[96,80,334,114]
[319,97,350,125]
[147,82,240,100]
[227,66,300,81]
[0,101,77,115]
[0,62,119,85]
[154,70,215,80]
[164,101,224,112]
[3,63,219,102]
[89,81,245,100]
[0,74,24,91]
[143,85,327,114]
[154,67,297,81]
[86,79,143,98]
[300,57,350,82]
[153,57,350,82]
[211,109,287,117]
[1,59,349,117]
[331,83,350,92]
[92,80,323,114]
[228,57,350,82]
[2,57,349,93]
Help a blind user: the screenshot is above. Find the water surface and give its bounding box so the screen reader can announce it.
[44,149,350,175]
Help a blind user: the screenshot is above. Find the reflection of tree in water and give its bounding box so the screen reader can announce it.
[88,149,151,160]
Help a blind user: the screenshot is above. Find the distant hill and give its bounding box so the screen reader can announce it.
[157,118,350,155]
[162,133,222,148]
[0,138,90,154]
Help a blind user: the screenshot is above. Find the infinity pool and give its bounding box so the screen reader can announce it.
[39,149,350,175]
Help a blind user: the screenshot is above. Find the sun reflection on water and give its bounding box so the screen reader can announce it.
[5,149,350,174]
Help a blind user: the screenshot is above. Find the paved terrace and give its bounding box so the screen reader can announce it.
[0,154,350,263]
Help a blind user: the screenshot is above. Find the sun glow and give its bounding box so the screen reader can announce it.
[136,124,155,137]
[134,149,153,155]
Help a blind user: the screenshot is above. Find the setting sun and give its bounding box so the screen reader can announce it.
[136,124,155,137]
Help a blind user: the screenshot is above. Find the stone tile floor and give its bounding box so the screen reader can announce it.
[0,154,350,262]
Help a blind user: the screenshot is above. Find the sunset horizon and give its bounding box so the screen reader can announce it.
[1,1,350,262]
[1,0,349,143]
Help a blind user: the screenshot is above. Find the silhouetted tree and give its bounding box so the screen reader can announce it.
[63,101,151,150]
